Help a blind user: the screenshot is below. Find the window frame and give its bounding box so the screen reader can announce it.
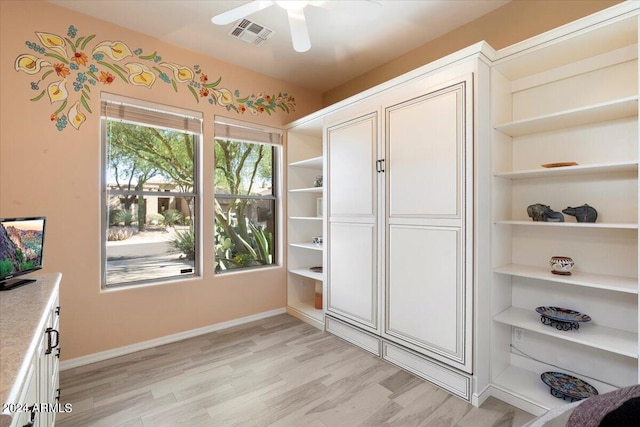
[100,94,203,289]
[213,117,283,274]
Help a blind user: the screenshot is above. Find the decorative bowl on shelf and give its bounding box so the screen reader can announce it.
[549,256,574,275]
[540,371,598,402]
[312,236,323,246]
[536,306,591,331]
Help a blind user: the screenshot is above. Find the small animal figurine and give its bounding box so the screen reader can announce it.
[527,204,565,222]
[562,204,598,223]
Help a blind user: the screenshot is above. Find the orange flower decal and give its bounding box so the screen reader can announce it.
[200,74,208,83]
[199,88,209,97]
[70,51,88,67]
[99,71,115,84]
[54,63,70,78]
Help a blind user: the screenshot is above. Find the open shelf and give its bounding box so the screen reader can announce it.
[494,264,638,294]
[492,364,617,414]
[494,96,638,137]
[288,216,323,221]
[289,243,323,251]
[289,156,323,168]
[289,268,323,281]
[287,300,323,322]
[494,161,638,180]
[494,220,638,229]
[289,187,323,193]
[494,307,638,358]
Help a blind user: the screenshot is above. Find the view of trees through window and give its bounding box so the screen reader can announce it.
[104,120,198,286]
[214,139,277,272]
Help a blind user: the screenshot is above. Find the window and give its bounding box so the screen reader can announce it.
[101,94,202,287]
[214,118,281,272]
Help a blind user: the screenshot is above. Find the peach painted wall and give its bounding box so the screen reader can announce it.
[0,1,322,359]
[323,0,623,106]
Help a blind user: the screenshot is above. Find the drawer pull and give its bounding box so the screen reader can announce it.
[22,405,36,426]
[45,327,60,355]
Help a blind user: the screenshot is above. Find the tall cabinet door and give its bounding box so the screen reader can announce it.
[383,77,473,373]
[326,112,380,333]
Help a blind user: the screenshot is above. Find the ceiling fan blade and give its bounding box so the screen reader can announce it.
[286,9,311,52]
[211,1,274,25]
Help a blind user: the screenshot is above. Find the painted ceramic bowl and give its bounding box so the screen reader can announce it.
[550,256,574,275]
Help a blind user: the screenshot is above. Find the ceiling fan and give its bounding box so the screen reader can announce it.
[211,1,323,53]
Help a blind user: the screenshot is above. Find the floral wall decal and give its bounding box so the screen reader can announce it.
[15,25,297,131]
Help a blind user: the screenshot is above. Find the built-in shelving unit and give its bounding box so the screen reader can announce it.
[488,6,639,416]
[285,117,325,329]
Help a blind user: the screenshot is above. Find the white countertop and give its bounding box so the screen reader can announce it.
[0,272,61,426]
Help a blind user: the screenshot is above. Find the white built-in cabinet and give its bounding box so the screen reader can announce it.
[1,273,61,427]
[485,4,640,416]
[326,112,380,333]
[285,1,640,414]
[322,52,491,401]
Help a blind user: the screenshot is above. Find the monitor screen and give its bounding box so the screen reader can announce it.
[0,217,46,290]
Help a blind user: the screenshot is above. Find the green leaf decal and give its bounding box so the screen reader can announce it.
[187,85,199,103]
[65,37,76,53]
[81,95,92,114]
[139,51,157,60]
[80,34,95,50]
[30,90,46,102]
[44,53,69,64]
[54,100,67,115]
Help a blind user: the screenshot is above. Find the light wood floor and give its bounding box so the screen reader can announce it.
[57,314,535,427]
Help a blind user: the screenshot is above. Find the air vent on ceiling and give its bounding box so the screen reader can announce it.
[228,18,275,47]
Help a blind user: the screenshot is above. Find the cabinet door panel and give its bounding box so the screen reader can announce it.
[327,113,377,218]
[328,222,377,329]
[386,225,467,369]
[387,84,464,219]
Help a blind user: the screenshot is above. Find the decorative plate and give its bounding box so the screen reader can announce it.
[535,307,591,323]
[540,371,598,402]
[309,266,323,273]
[541,162,578,168]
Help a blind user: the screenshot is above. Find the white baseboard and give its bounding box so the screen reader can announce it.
[472,384,491,407]
[60,307,286,371]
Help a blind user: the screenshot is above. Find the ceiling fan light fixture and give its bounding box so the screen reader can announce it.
[276,1,309,11]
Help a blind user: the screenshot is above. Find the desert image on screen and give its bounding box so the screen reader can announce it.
[0,219,44,276]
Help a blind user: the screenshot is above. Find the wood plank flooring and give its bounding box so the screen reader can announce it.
[57,314,535,427]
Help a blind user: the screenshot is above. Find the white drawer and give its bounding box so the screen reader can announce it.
[382,341,471,401]
[325,315,381,356]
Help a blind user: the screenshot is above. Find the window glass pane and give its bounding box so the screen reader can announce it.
[105,194,196,285]
[214,139,273,196]
[107,121,195,191]
[215,198,276,272]
[214,136,277,274]
[104,116,198,287]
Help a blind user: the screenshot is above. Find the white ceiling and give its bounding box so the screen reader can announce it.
[48,0,509,93]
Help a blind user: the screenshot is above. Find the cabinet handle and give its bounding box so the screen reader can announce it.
[22,405,36,427]
[376,159,385,173]
[56,387,61,402]
[55,306,60,315]
[45,327,60,355]
[56,347,61,359]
